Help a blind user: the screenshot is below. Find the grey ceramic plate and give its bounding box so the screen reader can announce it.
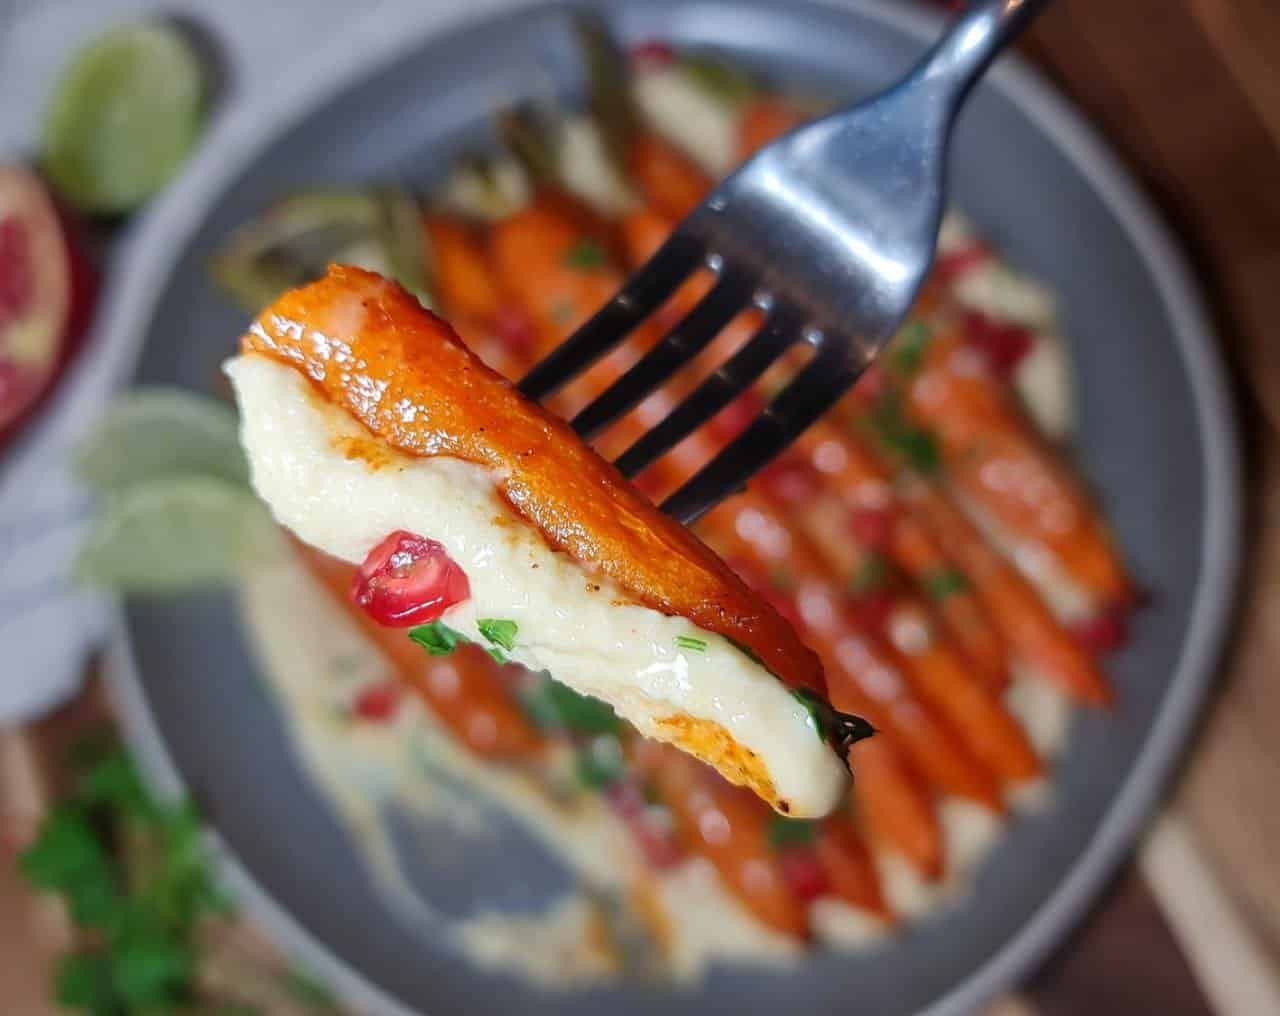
[102,1,1241,1013]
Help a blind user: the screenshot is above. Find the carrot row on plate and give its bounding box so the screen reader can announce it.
[274,56,1134,943]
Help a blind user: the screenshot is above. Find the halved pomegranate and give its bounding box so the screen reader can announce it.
[0,165,96,449]
[351,529,471,627]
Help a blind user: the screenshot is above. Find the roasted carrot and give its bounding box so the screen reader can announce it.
[423,216,505,323]
[636,741,811,939]
[848,740,943,880]
[626,132,712,221]
[737,95,806,160]
[298,544,545,758]
[901,475,1114,706]
[792,422,1009,692]
[906,324,1132,606]
[815,816,892,920]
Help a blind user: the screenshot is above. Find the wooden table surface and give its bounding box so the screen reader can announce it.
[2,0,1278,1012]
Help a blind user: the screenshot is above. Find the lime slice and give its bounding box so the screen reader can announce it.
[42,22,205,214]
[75,387,247,493]
[78,476,278,592]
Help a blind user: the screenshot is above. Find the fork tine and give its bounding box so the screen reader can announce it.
[613,302,804,478]
[570,266,756,440]
[660,336,871,525]
[517,230,703,402]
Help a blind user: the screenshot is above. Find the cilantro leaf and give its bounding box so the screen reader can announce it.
[767,816,817,850]
[520,677,621,735]
[477,618,518,653]
[54,951,113,1009]
[563,239,606,270]
[408,622,469,656]
[924,568,971,600]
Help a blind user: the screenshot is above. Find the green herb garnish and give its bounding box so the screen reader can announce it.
[19,741,229,1013]
[563,239,606,270]
[889,321,932,378]
[674,634,708,653]
[477,618,519,652]
[849,553,889,596]
[767,816,817,850]
[575,734,627,789]
[521,677,622,735]
[924,568,971,600]
[408,621,469,656]
[864,393,941,474]
[679,55,757,107]
[792,688,876,757]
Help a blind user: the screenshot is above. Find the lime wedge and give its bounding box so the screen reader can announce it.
[42,22,205,214]
[75,387,247,493]
[78,476,278,592]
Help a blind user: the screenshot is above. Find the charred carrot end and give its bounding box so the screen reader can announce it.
[295,542,546,758]
[849,738,943,882]
[626,133,713,221]
[737,96,806,160]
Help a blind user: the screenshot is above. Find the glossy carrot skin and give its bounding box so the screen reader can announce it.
[636,741,811,940]
[737,96,806,160]
[297,544,546,758]
[626,132,712,221]
[702,499,1003,813]
[849,739,942,880]
[902,475,1114,706]
[906,325,1132,606]
[816,816,891,920]
[793,423,1010,692]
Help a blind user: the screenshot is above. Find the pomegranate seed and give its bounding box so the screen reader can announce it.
[849,506,895,551]
[492,305,536,359]
[779,847,830,902]
[711,391,764,442]
[0,217,33,327]
[351,530,470,627]
[757,458,821,504]
[962,310,1033,379]
[352,680,403,722]
[848,590,895,634]
[935,244,990,281]
[1070,610,1130,654]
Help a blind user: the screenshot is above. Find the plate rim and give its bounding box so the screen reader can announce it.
[99,1,1243,1013]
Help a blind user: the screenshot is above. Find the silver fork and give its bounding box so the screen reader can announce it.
[519,0,1048,524]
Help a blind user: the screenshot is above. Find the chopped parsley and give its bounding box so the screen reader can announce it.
[477,618,519,652]
[520,677,622,735]
[563,238,606,270]
[674,634,708,653]
[408,621,469,656]
[792,688,876,757]
[864,393,941,474]
[849,553,889,596]
[889,320,933,378]
[767,816,817,850]
[924,568,971,600]
[575,733,627,789]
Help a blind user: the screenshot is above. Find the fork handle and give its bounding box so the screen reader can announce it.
[919,0,1052,109]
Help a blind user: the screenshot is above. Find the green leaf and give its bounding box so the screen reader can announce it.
[849,554,889,596]
[674,634,707,653]
[477,618,518,653]
[563,239,606,270]
[889,321,932,378]
[78,750,151,818]
[19,810,112,894]
[865,394,941,475]
[520,678,621,735]
[111,931,192,1008]
[55,950,115,1009]
[575,734,626,789]
[408,622,469,656]
[678,55,757,107]
[767,816,816,850]
[924,568,971,600]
